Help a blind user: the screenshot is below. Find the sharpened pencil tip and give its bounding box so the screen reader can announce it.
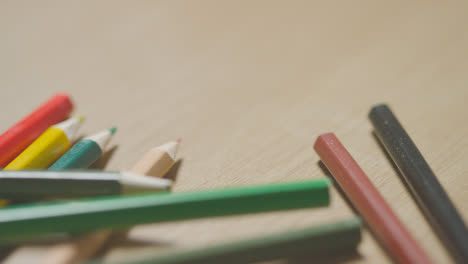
[155,140,180,160]
[76,115,85,122]
[109,127,117,134]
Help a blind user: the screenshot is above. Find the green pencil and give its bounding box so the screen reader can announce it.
[92,218,361,264]
[49,127,116,170]
[0,179,330,243]
[0,170,172,200]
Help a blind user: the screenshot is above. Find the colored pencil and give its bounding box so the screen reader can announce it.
[131,139,181,177]
[49,127,117,170]
[0,170,172,200]
[44,139,182,264]
[0,93,73,167]
[95,218,362,264]
[5,116,84,170]
[314,133,433,264]
[369,104,468,263]
[0,179,330,244]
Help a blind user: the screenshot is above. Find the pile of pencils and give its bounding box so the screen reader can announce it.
[0,94,466,264]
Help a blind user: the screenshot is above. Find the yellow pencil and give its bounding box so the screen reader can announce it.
[5,115,84,170]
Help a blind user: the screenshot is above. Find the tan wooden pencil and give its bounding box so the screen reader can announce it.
[43,139,181,264]
[131,138,180,177]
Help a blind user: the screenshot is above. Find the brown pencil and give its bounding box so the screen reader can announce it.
[43,139,181,264]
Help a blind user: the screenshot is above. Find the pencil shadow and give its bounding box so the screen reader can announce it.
[371,132,406,181]
[90,145,119,170]
[370,132,420,201]
[285,248,362,264]
[94,231,173,259]
[71,135,85,146]
[317,161,359,216]
[370,131,444,256]
[164,159,183,183]
[0,232,72,260]
[0,246,17,263]
[316,160,398,264]
[93,158,181,259]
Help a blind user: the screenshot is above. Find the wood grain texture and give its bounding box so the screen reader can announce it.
[0,1,467,263]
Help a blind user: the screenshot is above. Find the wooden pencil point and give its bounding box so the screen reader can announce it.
[132,141,181,177]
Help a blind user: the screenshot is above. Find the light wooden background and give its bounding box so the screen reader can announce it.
[1,1,467,263]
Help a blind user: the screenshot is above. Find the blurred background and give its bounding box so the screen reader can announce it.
[1,1,467,263]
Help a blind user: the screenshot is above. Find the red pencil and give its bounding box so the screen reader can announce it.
[314,133,432,264]
[0,93,73,167]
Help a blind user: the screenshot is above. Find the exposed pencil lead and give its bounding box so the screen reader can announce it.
[76,115,85,122]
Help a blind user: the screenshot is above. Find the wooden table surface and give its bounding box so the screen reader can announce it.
[1,1,467,263]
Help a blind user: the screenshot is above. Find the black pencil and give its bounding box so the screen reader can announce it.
[0,170,172,200]
[369,104,468,264]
